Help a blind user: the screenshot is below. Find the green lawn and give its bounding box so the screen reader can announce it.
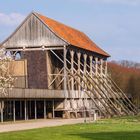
[1,116,140,140]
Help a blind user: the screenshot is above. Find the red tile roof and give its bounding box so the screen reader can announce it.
[36,13,110,57]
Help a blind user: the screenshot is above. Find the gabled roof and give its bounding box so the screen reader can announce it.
[35,12,110,57]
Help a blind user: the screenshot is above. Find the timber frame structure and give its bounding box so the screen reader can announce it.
[0,12,138,122]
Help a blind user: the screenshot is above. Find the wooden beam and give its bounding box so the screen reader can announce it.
[6,46,64,52]
[95,74,130,115]
[67,68,106,117]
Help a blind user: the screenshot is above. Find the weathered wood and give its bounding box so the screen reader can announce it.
[83,60,129,115]
[35,100,37,119]
[44,100,46,119]
[69,68,112,116]
[73,55,134,116]
[95,74,131,115]
[0,101,4,123]
[48,68,64,88]
[13,100,16,122]
[67,68,107,117]
[2,14,67,48]
[77,52,81,98]
[66,56,120,116]
[104,75,137,114]
[52,100,55,118]
[64,46,67,110]
[24,100,27,120]
[95,65,136,113]
[74,69,116,116]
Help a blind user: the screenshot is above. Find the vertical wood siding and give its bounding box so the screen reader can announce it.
[3,14,67,48]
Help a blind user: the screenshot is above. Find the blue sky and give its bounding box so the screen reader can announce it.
[0,0,140,62]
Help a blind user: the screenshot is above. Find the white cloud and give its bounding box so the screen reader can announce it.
[0,13,25,26]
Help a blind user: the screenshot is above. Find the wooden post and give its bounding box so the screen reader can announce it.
[35,100,37,120]
[70,50,75,112]
[63,45,67,110]
[27,101,28,120]
[9,100,12,120]
[83,54,87,76]
[89,56,93,77]
[0,101,4,123]
[52,100,55,119]
[83,54,87,90]
[0,109,3,123]
[95,57,98,76]
[24,100,27,120]
[105,60,108,76]
[70,50,74,93]
[95,57,102,115]
[100,59,103,76]
[44,100,46,119]
[89,56,93,116]
[93,112,97,122]
[29,100,32,119]
[13,100,15,122]
[77,52,81,97]
[83,54,87,122]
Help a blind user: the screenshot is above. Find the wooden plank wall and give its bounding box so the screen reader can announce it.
[3,14,67,48]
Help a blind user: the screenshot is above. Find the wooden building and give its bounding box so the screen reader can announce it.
[0,12,137,122]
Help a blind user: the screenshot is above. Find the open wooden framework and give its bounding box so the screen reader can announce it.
[0,12,138,122]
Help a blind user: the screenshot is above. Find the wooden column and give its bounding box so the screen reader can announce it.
[44,100,46,119]
[100,59,103,76]
[89,56,93,77]
[70,50,75,111]
[70,50,74,93]
[35,100,37,120]
[105,60,108,76]
[77,52,81,97]
[83,54,87,122]
[24,100,27,120]
[83,54,87,87]
[0,101,4,123]
[52,100,55,119]
[13,100,15,122]
[95,57,98,76]
[63,45,67,109]
[89,56,93,114]
[29,100,31,119]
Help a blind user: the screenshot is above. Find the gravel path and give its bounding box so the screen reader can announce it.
[0,118,93,133]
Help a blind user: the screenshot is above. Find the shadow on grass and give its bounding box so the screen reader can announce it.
[69,131,140,140]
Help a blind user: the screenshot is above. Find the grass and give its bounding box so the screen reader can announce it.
[0,116,140,140]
